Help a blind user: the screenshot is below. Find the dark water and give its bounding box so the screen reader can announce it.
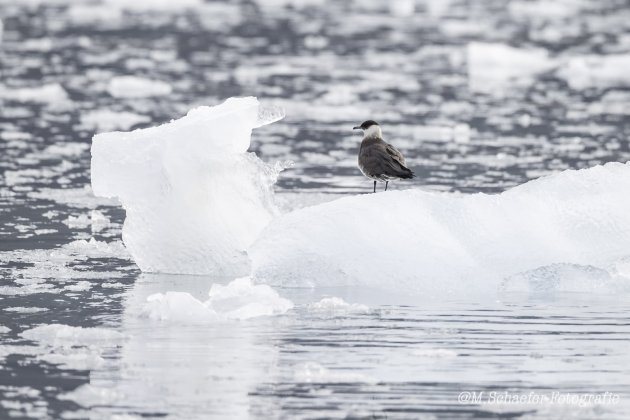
[1,0,630,418]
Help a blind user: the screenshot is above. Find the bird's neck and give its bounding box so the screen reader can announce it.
[363,125,382,139]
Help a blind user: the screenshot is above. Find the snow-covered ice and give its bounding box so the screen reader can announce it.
[91,97,284,275]
[252,162,630,295]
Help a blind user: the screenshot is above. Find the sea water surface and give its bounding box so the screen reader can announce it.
[1,0,630,419]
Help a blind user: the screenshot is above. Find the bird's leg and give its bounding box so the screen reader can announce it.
[385,181,388,191]
[373,180,376,193]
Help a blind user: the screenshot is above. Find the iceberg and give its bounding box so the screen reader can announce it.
[91,97,283,275]
[91,97,630,296]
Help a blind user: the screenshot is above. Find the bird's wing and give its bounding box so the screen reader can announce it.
[362,142,410,177]
[385,143,406,167]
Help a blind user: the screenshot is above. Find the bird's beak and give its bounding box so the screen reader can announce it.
[353,126,360,130]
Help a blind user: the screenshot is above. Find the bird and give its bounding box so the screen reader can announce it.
[353,120,414,193]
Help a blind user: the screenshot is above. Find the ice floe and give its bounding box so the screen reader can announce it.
[467,42,555,94]
[106,76,172,98]
[0,83,70,105]
[293,362,376,384]
[80,110,150,132]
[307,297,370,316]
[557,54,630,90]
[5,324,126,371]
[141,277,294,322]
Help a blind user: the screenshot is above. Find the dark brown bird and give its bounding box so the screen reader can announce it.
[354,120,414,192]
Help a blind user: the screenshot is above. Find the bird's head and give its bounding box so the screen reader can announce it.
[353,120,382,138]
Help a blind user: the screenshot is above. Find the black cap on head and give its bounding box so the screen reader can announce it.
[353,120,379,130]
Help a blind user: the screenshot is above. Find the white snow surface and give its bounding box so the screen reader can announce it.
[91,97,284,275]
[251,162,630,295]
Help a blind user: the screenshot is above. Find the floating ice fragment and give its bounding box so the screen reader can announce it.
[63,214,92,229]
[64,281,92,292]
[467,42,555,94]
[91,97,283,275]
[39,349,105,370]
[388,0,415,17]
[59,384,124,407]
[90,209,110,232]
[106,76,172,98]
[557,54,630,90]
[141,277,293,322]
[81,110,150,132]
[294,362,376,384]
[0,83,70,105]
[307,297,370,316]
[207,277,294,320]
[4,307,47,313]
[21,324,124,347]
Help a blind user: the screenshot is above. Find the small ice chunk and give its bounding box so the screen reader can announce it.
[141,277,293,322]
[307,297,370,316]
[0,83,69,105]
[64,281,92,292]
[21,324,124,347]
[207,277,294,320]
[0,326,10,333]
[90,209,110,232]
[63,214,92,229]
[294,362,376,384]
[142,292,215,322]
[388,0,415,17]
[38,349,105,370]
[58,384,124,407]
[106,76,172,98]
[4,307,48,313]
[467,42,555,94]
[81,110,150,132]
[557,54,630,90]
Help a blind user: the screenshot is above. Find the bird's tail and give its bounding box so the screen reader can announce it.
[399,167,415,179]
